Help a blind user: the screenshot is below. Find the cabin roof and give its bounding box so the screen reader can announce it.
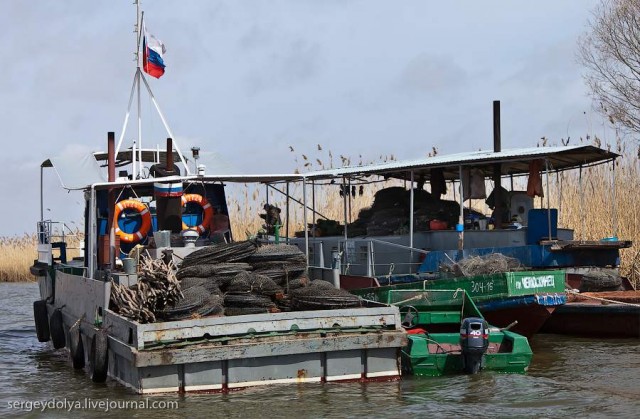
[302,145,618,181]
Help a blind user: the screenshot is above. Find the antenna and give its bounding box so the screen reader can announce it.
[114,0,191,177]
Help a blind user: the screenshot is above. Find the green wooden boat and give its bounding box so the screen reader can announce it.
[384,289,533,376]
[354,270,567,338]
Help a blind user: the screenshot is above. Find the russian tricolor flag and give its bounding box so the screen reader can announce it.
[142,22,166,79]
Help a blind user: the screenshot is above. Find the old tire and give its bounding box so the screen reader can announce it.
[33,300,50,343]
[68,324,85,369]
[89,332,108,383]
[49,309,66,349]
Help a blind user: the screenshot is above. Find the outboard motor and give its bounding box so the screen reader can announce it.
[460,317,489,374]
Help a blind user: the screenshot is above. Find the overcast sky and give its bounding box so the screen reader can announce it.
[0,0,609,235]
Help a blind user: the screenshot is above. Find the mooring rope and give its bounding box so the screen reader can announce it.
[565,289,640,308]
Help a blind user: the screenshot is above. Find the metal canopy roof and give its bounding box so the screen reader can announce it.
[90,173,305,191]
[45,144,618,190]
[303,145,618,182]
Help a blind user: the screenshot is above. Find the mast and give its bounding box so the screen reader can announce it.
[114,0,191,176]
[137,8,143,179]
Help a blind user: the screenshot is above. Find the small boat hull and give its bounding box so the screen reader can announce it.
[348,270,566,338]
[402,331,532,377]
[541,291,640,338]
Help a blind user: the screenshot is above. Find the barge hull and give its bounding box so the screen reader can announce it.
[43,271,406,394]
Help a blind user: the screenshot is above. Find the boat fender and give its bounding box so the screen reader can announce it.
[68,323,85,369]
[89,331,108,383]
[49,309,66,349]
[33,300,50,343]
[181,193,214,234]
[114,199,152,243]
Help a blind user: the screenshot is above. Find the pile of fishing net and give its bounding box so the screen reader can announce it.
[157,241,365,319]
[578,269,623,292]
[289,280,362,311]
[109,257,183,324]
[316,187,462,237]
[439,253,524,277]
[158,285,224,321]
[168,242,306,317]
[180,240,257,267]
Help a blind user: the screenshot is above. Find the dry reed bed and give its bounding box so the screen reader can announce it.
[0,235,39,282]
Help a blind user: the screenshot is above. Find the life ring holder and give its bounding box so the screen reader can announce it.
[181,194,214,234]
[114,199,152,243]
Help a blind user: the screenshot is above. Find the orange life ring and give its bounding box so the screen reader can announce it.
[181,194,214,234]
[114,199,152,243]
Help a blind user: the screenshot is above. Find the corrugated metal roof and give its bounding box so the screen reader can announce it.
[50,144,618,190]
[302,145,618,181]
[90,173,304,190]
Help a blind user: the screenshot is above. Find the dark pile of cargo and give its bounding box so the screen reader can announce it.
[352,187,462,235]
[301,187,462,237]
[165,240,361,321]
[110,241,362,323]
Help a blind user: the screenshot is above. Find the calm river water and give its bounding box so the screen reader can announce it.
[1,282,639,418]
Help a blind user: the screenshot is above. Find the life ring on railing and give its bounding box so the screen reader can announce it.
[114,199,152,243]
[181,194,214,234]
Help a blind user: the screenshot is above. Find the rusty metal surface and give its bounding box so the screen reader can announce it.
[103,306,402,350]
[131,330,407,367]
[54,271,111,321]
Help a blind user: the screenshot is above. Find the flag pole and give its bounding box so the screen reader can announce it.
[117,0,191,176]
[114,2,142,160]
[137,10,144,178]
[139,73,191,174]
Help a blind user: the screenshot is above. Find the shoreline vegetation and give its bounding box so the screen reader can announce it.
[2,145,638,287]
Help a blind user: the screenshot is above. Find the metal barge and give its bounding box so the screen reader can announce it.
[31,138,407,393]
[31,4,406,388]
[35,270,404,393]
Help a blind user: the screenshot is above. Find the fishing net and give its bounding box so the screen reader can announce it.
[176,263,252,279]
[224,293,276,308]
[276,296,293,312]
[224,307,270,316]
[337,186,462,237]
[439,253,524,277]
[167,294,225,320]
[180,240,258,268]
[284,276,310,291]
[200,280,222,296]
[248,244,305,262]
[225,272,253,293]
[289,280,361,310]
[252,259,308,280]
[249,273,283,296]
[159,285,211,319]
[209,274,235,290]
[579,269,623,292]
[179,277,208,290]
